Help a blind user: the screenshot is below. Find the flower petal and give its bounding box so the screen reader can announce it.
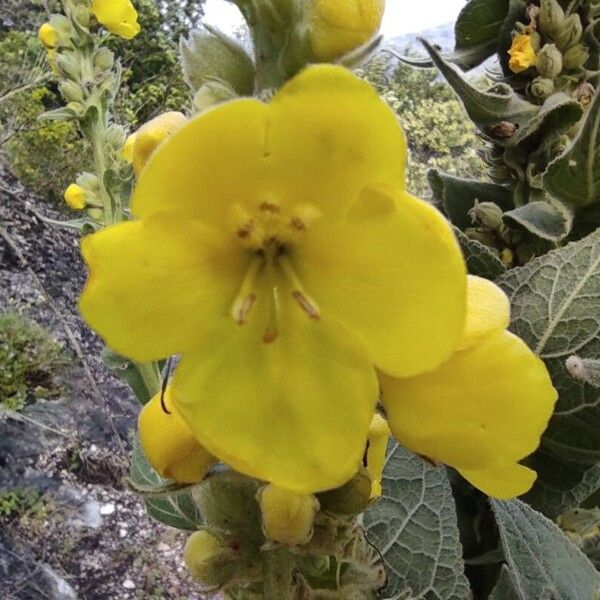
[171,287,378,494]
[132,65,406,223]
[380,331,557,472]
[79,213,249,362]
[294,186,466,377]
[458,463,537,499]
[459,275,510,350]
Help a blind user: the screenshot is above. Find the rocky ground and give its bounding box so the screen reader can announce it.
[0,161,205,599]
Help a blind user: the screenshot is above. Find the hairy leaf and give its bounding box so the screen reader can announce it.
[503,201,571,242]
[363,442,472,600]
[488,566,520,600]
[454,229,507,279]
[491,499,600,599]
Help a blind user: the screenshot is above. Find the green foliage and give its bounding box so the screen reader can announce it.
[0,489,40,521]
[360,54,487,197]
[0,312,70,411]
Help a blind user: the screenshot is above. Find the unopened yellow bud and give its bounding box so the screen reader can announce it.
[64,183,86,210]
[508,34,537,73]
[90,0,141,40]
[39,23,59,49]
[308,0,385,62]
[138,386,216,484]
[131,112,187,175]
[366,413,390,498]
[184,530,238,587]
[258,484,319,545]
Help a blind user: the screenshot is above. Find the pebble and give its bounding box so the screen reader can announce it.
[100,502,116,515]
[123,579,136,590]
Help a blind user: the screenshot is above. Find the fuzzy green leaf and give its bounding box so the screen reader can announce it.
[523,451,600,518]
[497,229,600,465]
[453,0,510,70]
[491,499,600,599]
[503,200,571,242]
[488,566,520,600]
[363,442,471,600]
[129,439,202,531]
[454,229,507,279]
[421,39,538,132]
[544,88,600,207]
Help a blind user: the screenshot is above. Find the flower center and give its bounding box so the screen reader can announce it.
[229,200,321,343]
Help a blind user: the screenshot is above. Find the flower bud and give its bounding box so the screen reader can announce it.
[572,81,595,108]
[563,44,589,70]
[93,48,115,72]
[469,201,504,231]
[539,0,565,38]
[90,0,141,40]
[508,34,537,73]
[317,469,372,517]
[536,44,563,78]
[131,111,187,175]
[258,484,319,545]
[56,52,81,80]
[138,386,217,484]
[553,14,582,51]
[183,530,239,587]
[106,124,127,151]
[529,76,554,101]
[76,172,99,193]
[64,183,87,210]
[192,81,237,112]
[58,81,84,104]
[73,4,91,28]
[308,0,385,62]
[38,23,59,49]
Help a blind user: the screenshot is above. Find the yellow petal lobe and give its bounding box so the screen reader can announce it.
[366,413,390,498]
[458,463,537,500]
[91,0,141,39]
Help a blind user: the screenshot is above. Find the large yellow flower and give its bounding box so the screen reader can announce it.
[90,0,141,40]
[508,33,537,73]
[79,65,466,493]
[380,276,557,499]
[308,0,385,62]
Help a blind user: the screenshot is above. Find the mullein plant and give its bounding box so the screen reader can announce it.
[36,1,583,598]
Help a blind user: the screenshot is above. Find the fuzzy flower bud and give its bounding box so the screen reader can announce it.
[563,44,589,70]
[508,33,537,73]
[93,48,115,72]
[192,81,237,112]
[90,0,141,40]
[130,112,187,175]
[38,23,59,49]
[536,44,563,78]
[64,183,87,210]
[529,76,555,100]
[183,530,239,587]
[308,0,385,62]
[539,0,565,38]
[258,484,319,545]
[55,52,81,80]
[58,81,84,104]
[469,201,505,231]
[554,14,583,51]
[106,124,127,152]
[138,387,217,484]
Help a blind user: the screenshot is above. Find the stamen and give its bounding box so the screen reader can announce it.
[231,256,263,324]
[263,285,280,344]
[279,256,321,321]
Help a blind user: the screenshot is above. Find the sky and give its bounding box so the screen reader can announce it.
[203,1,466,38]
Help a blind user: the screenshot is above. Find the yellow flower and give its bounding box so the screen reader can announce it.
[130,112,187,176]
[120,132,136,163]
[138,386,216,484]
[365,413,390,498]
[39,23,59,49]
[64,183,86,210]
[508,33,537,73]
[90,0,141,40]
[79,65,466,493]
[308,0,385,62]
[379,276,558,500]
[258,484,319,545]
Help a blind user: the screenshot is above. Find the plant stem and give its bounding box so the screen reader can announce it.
[263,548,295,599]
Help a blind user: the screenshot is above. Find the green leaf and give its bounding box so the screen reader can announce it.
[428,169,514,229]
[363,442,472,600]
[488,566,520,600]
[523,451,600,518]
[503,200,571,242]
[491,499,600,599]
[454,229,508,279]
[544,87,600,208]
[453,0,510,70]
[421,39,538,133]
[497,229,600,464]
[129,439,202,531]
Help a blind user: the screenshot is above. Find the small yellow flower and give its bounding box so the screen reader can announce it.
[90,0,141,40]
[130,112,187,176]
[79,65,467,493]
[39,23,59,49]
[258,484,319,545]
[379,276,557,499]
[138,386,216,484]
[64,183,86,210]
[365,413,390,498]
[508,33,537,73]
[308,0,385,62]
